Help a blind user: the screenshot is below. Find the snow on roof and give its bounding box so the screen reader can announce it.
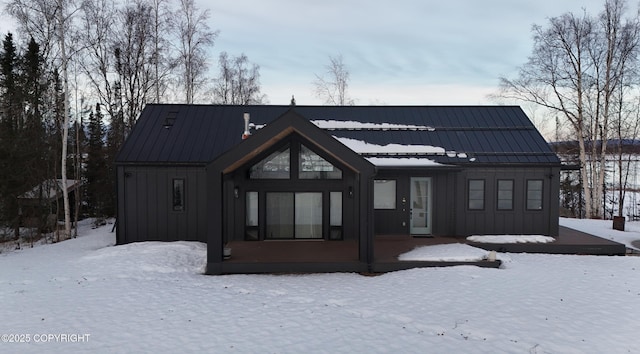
[334,137,446,155]
[311,120,436,131]
[251,119,475,164]
[365,157,445,167]
[466,235,556,244]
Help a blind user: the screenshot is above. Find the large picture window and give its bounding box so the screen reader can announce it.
[497,180,513,210]
[468,179,485,210]
[265,192,322,239]
[374,180,396,209]
[527,180,543,210]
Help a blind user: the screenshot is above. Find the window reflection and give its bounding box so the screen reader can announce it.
[250,146,290,179]
[299,145,342,179]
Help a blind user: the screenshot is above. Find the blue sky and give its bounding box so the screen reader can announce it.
[0,0,610,106]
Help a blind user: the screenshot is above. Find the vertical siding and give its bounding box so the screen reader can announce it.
[118,165,207,244]
[372,170,458,236]
[456,167,559,236]
[362,167,560,237]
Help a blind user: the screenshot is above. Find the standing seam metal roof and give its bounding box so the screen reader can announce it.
[115,104,561,166]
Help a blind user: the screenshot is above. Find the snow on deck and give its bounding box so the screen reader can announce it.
[466,235,556,244]
[398,243,489,261]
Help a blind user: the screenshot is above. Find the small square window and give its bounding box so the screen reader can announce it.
[374,180,396,209]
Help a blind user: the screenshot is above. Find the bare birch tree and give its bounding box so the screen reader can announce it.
[77,0,117,117]
[175,0,217,104]
[7,0,79,238]
[114,0,156,131]
[313,54,354,106]
[149,0,177,103]
[496,0,640,219]
[212,52,266,105]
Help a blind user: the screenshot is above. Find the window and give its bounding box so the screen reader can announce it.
[249,145,290,179]
[527,180,543,210]
[265,192,322,239]
[468,179,485,210]
[299,145,342,179]
[330,192,343,240]
[245,192,259,240]
[295,193,323,238]
[250,143,343,180]
[374,180,396,209]
[497,180,513,210]
[172,179,185,211]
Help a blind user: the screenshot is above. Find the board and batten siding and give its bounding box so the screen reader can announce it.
[116,166,207,244]
[455,167,560,236]
[373,169,457,236]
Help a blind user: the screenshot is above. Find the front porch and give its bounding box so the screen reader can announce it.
[221,235,500,274]
[217,226,627,274]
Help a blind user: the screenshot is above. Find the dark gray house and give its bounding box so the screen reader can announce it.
[115,104,561,274]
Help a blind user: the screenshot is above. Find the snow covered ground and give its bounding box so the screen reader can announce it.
[1,219,639,353]
[560,217,640,251]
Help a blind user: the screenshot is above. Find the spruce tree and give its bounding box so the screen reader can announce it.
[21,37,49,231]
[0,32,23,236]
[85,103,107,216]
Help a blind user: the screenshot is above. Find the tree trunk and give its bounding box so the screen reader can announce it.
[577,134,592,218]
[58,0,71,240]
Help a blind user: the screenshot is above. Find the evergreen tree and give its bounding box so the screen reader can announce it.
[0,32,23,236]
[20,36,51,231]
[85,103,108,216]
[103,82,124,217]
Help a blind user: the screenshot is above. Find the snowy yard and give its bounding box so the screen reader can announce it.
[1,219,639,353]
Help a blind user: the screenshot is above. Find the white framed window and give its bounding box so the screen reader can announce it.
[374,180,396,209]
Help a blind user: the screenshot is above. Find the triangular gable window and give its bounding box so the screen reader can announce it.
[249,145,290,179]
[249,142,342,180]
[299,145,342,179]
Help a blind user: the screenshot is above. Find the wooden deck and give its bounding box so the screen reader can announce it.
[467,226,627,256]
[218,226,627,274]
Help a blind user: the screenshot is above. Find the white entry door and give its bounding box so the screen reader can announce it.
[410,177,432,235]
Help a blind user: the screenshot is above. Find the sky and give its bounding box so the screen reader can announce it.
[204,0,608,105]
[0,0,612,107]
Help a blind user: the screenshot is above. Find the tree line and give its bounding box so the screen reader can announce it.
[0,0,266,240]
[497,0,640,219]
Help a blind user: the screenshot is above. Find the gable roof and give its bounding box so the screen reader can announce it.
[209,108,375,176]
[115,104,560,166]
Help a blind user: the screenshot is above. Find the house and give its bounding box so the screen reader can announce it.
[115,104,561,274]
[18,179,82,231]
